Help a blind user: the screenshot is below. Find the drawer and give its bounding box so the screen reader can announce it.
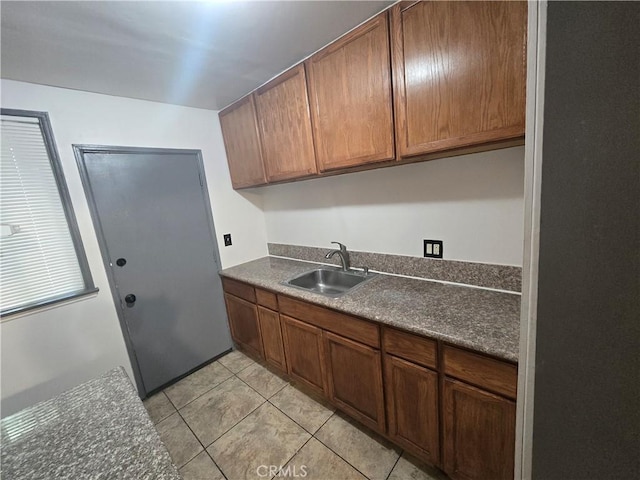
[221,277,256,303]
[256,288,278,310]
[278,295,379,348]
[383,328,437,369]
[443,345,517,400]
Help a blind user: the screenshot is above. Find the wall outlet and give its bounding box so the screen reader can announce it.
[223,233,232,246]
[424,239,443,258]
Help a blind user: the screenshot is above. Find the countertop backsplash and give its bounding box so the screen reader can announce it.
[268,243,522,293]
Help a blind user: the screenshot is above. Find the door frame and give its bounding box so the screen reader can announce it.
[73,145,224,398]
[515,1,547,478]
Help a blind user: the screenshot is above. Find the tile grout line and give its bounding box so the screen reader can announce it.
[165,374,232,411]
[310,430,381,480]
[193,397,266,479]
[215,369,312,480]
[207,451,229,480]
[160,353,259,478]
[234,362,290,401]
[174,399,219,474]
[218,351,257,376]
[173,395,210,469]
[154,353,400,480]
[305,410,379,480]
[261,388,338,480]
[385,453,402,480]
[173,371,265,479]
[152,393,203,470]
[164,349,261,413]
[265,395,330,437]
[310,412,404,480]
[202,393,266,449]
[178,448,229,480]
[147,391,175,425]
[270,435,316,480]
[209,368,304,480]
[235,366,394,480]
[233,370,368,479]
[162,361,234,411]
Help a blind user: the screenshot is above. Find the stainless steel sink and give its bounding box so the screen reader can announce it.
[283,267,375,297]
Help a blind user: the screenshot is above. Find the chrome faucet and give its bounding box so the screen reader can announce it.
[325,241,351,271]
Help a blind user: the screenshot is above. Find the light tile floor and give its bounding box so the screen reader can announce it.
[144,350,448,480]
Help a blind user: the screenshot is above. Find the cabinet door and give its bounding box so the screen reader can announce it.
[281,315,326,394]
[443,378,516,480]
[391,1,527,158]
[306,12,394,171]
[255,65,317,182]
[323,331,385,432]
[218,95,267,188]
[258,306,287,372]
[385,355,439,465]
[224,293,263,358]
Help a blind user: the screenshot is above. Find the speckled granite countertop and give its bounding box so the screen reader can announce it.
[0,367,180,480]
[220,257,521,362]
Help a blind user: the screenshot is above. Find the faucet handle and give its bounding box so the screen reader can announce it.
[330,241,347,251]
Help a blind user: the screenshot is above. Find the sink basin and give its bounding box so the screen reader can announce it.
[283,268,375,297]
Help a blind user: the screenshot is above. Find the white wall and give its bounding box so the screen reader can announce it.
[0,79,524,416]
[0,79,268,416]
[262,146,525,266]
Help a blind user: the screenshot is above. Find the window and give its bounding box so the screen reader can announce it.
[1,109,96,317]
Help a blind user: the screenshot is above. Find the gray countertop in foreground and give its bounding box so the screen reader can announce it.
[0,367,180,480]
[220,257,521,362]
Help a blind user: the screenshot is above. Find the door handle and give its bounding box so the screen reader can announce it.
[124,294,137,305]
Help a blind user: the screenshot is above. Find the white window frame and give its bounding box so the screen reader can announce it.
[1,109,97,317]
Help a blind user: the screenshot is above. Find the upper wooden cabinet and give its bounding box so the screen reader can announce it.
[306,12,395,171]
[255,65,318,182]
[219,1,527,189]
[391,1,527,158]
[219,94,267,188]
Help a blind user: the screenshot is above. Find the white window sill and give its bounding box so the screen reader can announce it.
[0,288,100,324]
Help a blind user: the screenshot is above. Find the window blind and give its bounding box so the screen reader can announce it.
[1,114,86,314]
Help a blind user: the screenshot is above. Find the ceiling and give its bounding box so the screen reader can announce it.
[1,1,392,110]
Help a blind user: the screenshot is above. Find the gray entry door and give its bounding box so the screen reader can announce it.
[78,148,231,395]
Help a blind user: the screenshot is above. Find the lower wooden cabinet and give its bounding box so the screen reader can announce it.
[281,315,326,394]
[323,331,385,432]
[385,354,440,465]
[221,279,518,480]
[224,293,263,359]
[443,378,516,480]
[257,306,287,372]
